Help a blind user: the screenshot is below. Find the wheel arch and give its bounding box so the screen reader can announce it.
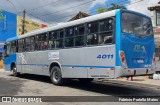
[49,61,62,75]
[10,62,16,71]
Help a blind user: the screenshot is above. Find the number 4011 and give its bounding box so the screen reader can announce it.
[97,54,114,59]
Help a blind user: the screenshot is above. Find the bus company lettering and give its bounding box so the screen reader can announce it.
[48,52,59,60]
[133,45,146,53]
[19,53,27,64]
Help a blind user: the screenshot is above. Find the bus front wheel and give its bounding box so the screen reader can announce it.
[50,66,67,86]
[12,67,20,77]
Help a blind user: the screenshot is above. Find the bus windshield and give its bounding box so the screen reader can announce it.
[121,12,153,37]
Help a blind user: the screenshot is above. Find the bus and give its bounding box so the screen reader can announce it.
[4,9,155,85]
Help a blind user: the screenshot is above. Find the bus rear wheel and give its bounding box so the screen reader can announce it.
[12,67,20,77]
[50,66,67,86]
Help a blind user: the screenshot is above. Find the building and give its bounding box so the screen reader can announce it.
[69,11,90,21]
[148,2,160,73]
[0,9,47,47]
[0,9,47,40]
[0,9,47,62]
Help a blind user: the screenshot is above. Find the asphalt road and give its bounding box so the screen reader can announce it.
[0,71,160,105]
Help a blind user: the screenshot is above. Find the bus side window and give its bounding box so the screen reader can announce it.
[87,22,99,45]
[18,39,25,53]
[65,27,74,47]
[75,25,85,46]
[98,18,113,44]
[10,41,17,54]
[48,31,58,49]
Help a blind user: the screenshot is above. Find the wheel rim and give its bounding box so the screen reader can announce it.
[13,68,16,76]
[52,70,60,83]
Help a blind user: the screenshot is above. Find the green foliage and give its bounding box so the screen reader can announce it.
[96,7,107,13]
[0,9,5,20]
[97,3,126,13]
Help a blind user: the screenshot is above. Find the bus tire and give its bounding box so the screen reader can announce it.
[50,66,66,86]
[12,67,20,77]
[78,78,94,83]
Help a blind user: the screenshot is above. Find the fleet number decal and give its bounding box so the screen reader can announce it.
[97,54,114,59]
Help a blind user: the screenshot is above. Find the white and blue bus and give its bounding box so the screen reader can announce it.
[4,9,155,85]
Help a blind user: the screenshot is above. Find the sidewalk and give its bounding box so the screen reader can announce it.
[97,76,160,88]
[0,68,4,72]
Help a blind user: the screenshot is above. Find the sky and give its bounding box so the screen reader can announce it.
[0,0,159,25]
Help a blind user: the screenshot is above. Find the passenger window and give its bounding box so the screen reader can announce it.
[75,25,85,46]
[65,38,74,47]
[75,36,84,46]
[65,27,74,37]
[99,19,113,32]
[88,22,98,33]
[98,33,113,44]
[98,18,113,44]
[87,34,98,45]
[18,39,25,52]
[10,41,17,53]
[36,33,48,51]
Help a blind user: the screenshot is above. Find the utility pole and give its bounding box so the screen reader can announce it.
[22,9,26,35]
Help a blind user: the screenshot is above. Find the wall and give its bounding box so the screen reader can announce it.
[0,10,17,41]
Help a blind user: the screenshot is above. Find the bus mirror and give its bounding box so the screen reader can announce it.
[4,45,7,49]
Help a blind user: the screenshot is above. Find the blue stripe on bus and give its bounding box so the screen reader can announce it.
[16,64,115,69]
[17,64,49,66]
[115,9,121,66]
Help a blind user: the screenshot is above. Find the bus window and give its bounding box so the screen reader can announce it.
[98,33,113,44]
[75,25,85,46]
[87,34,98,45]
[87,22,98,34]
[59,30,64,38]
[30,36,35,51]
[99,19,113,32]
[65,27,74,47]
[65,38,74,47]
[98,19,114,44]
[48,31,58,49]
[55,39,63,48]
[25,37,30,52]
[36,33,48,51]
[18,39,25,52]
[65,27,74,37]
[75,36,84,46]
[10,41,17,53]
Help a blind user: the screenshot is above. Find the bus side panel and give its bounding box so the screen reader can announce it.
[4,54,16,71]
[60,47,88,78]
[87,45,115,78]
[16,52,45,75]
[61,45,115,78]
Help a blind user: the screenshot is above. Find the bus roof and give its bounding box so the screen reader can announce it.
[6,9,117,42]
[6,9,151,42]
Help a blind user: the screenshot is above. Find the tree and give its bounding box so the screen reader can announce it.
[0,9,5,21]
[97,3,126,13]
[96,7,108,13]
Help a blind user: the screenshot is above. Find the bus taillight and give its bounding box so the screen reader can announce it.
[153,53,156,62]
[120,51,128,68]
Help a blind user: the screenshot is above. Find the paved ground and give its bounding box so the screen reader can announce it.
[0,69,160,105]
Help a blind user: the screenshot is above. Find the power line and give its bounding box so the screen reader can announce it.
[26,12,48,23]
[18,0,64,13]
[39,0,96,17]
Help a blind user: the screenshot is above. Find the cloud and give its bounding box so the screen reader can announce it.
[0,0,92,25]
[90,0,107,8]
[127,0,159,16]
